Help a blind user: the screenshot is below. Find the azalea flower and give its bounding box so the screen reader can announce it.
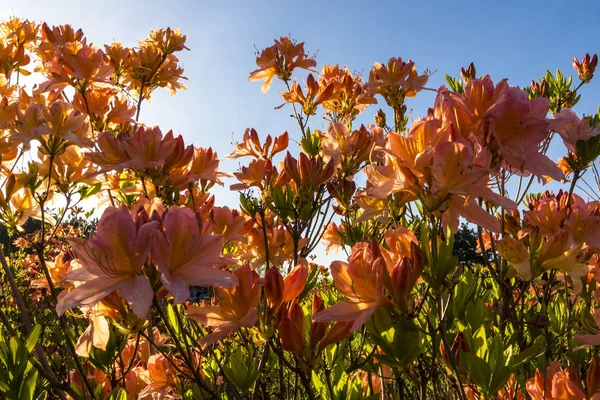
[209,206,248,243]
[281,74,335,116]
[227,128,288,160]
[187,264,261,349]
[368,57,429,102]
[279,294,352,364]
[555,109,600,152]
[526,361,586,400]
[138,354,178,399]
[313,240,391,332]
[318,64,377,121]
[249,37,316,93]
[150,206,237,304]
[56,206,155,318]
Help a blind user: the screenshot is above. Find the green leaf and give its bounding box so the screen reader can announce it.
[488,365,511,394]
[166,304,181,336]
[25,325,42,354]
[19,369,38,400]
[108,388,128,400]
[512,342,543,369]
[83,183,102,199]
[461,352,491,393]
[465,299,485,330]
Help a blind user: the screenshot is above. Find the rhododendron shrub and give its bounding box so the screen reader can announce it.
[1,17,600,400]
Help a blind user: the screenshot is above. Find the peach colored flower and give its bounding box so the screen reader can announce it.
[313,241,391,332]
[57,207,155,318]
[555,109,600,152]
[227,128,288,160]
[249,37,316,93]
[150,207,237,304]
[368,57,429,101]
[187,264,261,348]
[526,361,586,400]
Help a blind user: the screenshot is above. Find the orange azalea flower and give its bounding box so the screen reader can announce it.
[209,206,248,243]
[0,95,18,129]
[138,354,178,399]
[322,222,345,254]
[526,361,586,400]
[14,100,93,151]
[282,263,307,303]
[124,126,179,170]
[227,128,289,160]
[124,41,187,99]
[263,263,307,310]
[249,37,316,93]
[281,74,335,116]
[319,64,377,122]
[145,27,189,55]
[320,123,384,174]
[573,53,598,83]
[0,39,31,79]
[368,57,429,102]
[279,294,351,364]
[0,174,51,229]
[37,146,98,191]
[367,117,515,232]
[177,146,230,186]
[72,88,113,121]
[87,127,201,188]
[313,240,391,332]
[150,206,237,304]
[123,367,149,400]
[283,152,335,201]
[38,23,85,62]
[85,130,130,172]
[496,236,532,280]
[497,375,525,400]
[187,264,261,349]
[74,297,123,357]
[230,158,277,191]
[31,252,74,290]
[0,17,39,49]
[239,222,308,268]
[56,207,156,318]
[36,41,113,94]
[106,93,136,127]
[104,42,132,85]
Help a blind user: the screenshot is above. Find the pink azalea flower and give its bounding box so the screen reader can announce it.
[150,206,237,304]
[57,207,155,318]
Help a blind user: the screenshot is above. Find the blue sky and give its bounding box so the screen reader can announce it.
[2,0,599,208]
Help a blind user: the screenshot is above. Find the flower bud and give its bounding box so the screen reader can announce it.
[282,264,307,303]
[460,63,476,83]
[440,331,469,374]
[374,109,387,128]
[588,356,600,395]
[288,300,306,336]
[530,79,549,98]
[390,257,415,311]
[327,179,356,209]
[309,295,328,349]
[317,321,353,351]
[265,267,284,310]
[573,53,598,83]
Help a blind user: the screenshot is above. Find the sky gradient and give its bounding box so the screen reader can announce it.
[2,0,599,207]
